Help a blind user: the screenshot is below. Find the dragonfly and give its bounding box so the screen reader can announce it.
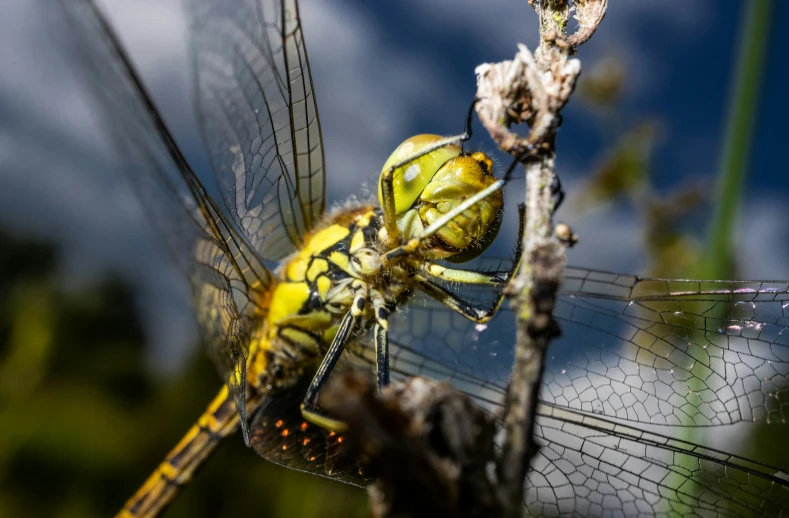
[53,0,789,517]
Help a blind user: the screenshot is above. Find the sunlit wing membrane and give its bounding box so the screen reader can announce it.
[551,267,789,426]
[57,0,275,432]
[188,0,326,261]
[54,0,789,513]
[313,321,789,516]
[342,260,789,511]
[528,403,789,517]
[365,265,789,428]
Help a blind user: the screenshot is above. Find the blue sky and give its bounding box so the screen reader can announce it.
[0,0,787,370]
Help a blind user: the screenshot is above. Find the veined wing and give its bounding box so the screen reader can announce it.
[250,326,789,515]
[248,375,373,487]
[187,0,325,261]
[57,0,274,436]
[526,403,789,517]
[357,318,789,515]
[551,267,789,426]
[379,265,789,427]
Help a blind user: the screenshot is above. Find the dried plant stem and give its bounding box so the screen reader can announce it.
[334,2,608,515]
[497,154,564,517]
[475,1,608,515]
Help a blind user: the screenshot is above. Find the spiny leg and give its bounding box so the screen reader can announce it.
[460,98,479,152]
[551,173,565,212]
[300,282,367,431]
[381,133,470,248]
[413,274,505,325]
[373,323,389,390]
[411,260,510,285]
[370,291,390,389]
[409,203,526,286]
[410,203,527,324]
[384,178,505,262]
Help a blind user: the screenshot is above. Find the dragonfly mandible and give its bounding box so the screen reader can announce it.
[53,0,789,517]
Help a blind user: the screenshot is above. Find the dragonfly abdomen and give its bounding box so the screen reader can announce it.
[117,385,252,518]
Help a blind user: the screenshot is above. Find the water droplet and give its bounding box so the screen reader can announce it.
[472,323,487,342]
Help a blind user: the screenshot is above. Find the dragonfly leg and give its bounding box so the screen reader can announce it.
[381,133,470,249]
[300,283,367,431]
[413,274,505,325]
[370,290,390,390]
[401,203,525,325]
[413,260,509,285]
[460,98,478,151]
[380,159,401,248]
[384,178,505,262]
[408,203,526,286]
[373,322,390,390]
[551,173,565,212]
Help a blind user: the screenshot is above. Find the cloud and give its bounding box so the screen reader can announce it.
[0,0,198,372]
[738,196,789,279]
[0,0,785,375]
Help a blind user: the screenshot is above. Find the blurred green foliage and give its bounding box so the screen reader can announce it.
[0,229,366,517]
[575,61,707,279]
[698,0,773,279]
[574,2,774,281]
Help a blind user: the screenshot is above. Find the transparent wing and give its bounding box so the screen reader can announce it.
[348,300,789,515]
[187,0,326,261]
[361,263,789,514]
[338,322,789,516]
[57,0,275,434]
[249,376,372,487]
[374,265,789,428]
[527,403,789,517]
[551,267,789,426]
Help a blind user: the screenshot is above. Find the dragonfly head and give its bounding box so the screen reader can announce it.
[378,134,503,262]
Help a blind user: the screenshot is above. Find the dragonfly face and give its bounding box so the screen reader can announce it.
[48,0,789,516]
[378,134,503,262]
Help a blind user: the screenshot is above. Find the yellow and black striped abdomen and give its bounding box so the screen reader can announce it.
[118,385,260,518]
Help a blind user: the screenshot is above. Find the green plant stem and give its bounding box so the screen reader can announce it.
[699,0,773,279]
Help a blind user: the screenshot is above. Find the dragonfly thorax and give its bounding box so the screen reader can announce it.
[260,206,413,366]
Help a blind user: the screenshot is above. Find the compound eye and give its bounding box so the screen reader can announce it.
[416,153,504,263]
[378,134,462,214]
